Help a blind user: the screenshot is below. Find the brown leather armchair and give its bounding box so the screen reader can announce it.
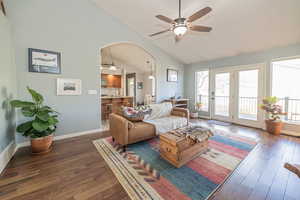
[109,107,189,150]
[109,114,156,146]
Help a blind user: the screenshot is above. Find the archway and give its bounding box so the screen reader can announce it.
[99,42,157,130]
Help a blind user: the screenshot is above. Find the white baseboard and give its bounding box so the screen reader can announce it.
[199,116,211,120]
[18,128,104,148]
[54,128,104,140]
[0,141,18,174]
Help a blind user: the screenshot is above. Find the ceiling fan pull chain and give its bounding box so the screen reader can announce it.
[179,0,182,18]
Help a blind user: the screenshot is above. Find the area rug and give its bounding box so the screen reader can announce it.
[93,132,257,200]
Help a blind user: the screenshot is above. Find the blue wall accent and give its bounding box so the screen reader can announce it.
[0,12,17,153]
[5,0,184,144]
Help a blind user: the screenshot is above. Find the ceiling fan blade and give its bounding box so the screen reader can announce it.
[149,29,171,37]
[187,7,212,22]
[190,25,212,32]
[156,15,175,24]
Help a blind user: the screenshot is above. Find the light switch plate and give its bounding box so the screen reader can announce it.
[88,90,97,95]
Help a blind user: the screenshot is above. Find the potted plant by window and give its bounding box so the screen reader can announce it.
[191,102,203,118]
[260,96,286,135]
[11,87,59,154]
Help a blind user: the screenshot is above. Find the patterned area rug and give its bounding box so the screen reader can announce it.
[93,132,257,200]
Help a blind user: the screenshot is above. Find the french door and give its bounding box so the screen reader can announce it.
[195,70,210,118]
[211,64,264,128]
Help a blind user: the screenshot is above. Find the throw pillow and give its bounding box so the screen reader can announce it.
[122,105,152,122]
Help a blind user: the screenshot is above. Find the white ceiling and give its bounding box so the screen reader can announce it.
[93,0,300,64]
[101,43,155,73]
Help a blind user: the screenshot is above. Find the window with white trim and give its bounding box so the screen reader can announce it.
[272,58,300,122]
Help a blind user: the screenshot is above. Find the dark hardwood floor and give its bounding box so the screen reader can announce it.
[0,120,300,200]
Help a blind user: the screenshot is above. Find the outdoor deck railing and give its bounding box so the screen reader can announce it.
[198,95,300,122]
[277,97,300,121]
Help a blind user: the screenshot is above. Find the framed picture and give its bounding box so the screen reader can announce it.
[137,82,143,89]
[29,48,61,74]
[57,78,82,96]
[167,69,178,82]
[1,0,6,16]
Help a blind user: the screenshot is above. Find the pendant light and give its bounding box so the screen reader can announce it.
[109,47,117,71]
[148,61,154,80]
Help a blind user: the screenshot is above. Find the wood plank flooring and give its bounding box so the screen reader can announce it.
[0,120,299,200]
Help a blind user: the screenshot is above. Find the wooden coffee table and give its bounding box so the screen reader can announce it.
[159,126,213,168]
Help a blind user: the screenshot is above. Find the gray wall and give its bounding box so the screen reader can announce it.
[0,12,17,152]
[184,43,300,110]
[6,0,184,143]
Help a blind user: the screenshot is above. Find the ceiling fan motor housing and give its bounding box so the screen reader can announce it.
[174,18,186,25]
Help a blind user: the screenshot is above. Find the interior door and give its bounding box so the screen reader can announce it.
[211,64,264,128]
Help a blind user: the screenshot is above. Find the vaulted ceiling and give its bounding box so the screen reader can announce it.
[101,43,154,73]
[92,0,300,64]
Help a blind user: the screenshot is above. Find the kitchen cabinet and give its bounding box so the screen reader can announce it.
[101,74,121,88]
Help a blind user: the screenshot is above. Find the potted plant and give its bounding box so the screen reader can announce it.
[260,96,286,135]
[191,102,203,118]
[11,87,59,154]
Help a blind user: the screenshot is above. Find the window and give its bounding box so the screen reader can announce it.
[195,70,209,112]
[272,58,300,122]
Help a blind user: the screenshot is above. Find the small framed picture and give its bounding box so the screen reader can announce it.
[57,78,82,96]
[29,48,61,74]
[167,69,178,82]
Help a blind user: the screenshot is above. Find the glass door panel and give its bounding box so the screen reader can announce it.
[211,64,264,128]
[214,73,230,117]
[195,71,209,116]
[238,70,258,120]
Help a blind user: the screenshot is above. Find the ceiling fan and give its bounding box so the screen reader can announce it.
[149,0,212,42]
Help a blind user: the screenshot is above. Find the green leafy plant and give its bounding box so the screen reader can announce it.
[260,96,286,121]
[10,87,59,138]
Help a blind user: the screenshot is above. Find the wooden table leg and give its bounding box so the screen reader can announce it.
[284,163,300,178]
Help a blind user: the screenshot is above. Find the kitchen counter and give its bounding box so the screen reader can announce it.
[101,96,133,120]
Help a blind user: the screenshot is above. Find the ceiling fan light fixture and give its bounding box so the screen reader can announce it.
[173,25,187,36]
